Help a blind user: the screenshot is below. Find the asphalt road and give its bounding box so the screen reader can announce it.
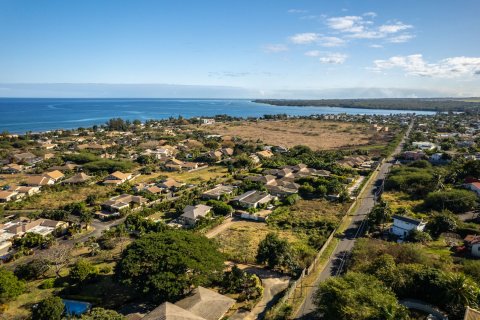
[295,121,413,319]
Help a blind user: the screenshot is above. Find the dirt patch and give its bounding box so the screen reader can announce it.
[196,120,390,150]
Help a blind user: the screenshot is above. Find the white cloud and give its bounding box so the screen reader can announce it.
[373,54,480,78]
[289,33,344,47]
[363,12,377,18]
[388,34,415,43]
[327,16,365,33]
[370,44,383,48]
[319,36,345,47]
[289,32,319,44]
[263,44,288,53]
[379,23,412,33]
[305,50,321,57]
[288,9,308,14]
[319,53,348,64]
[325,15,414,43]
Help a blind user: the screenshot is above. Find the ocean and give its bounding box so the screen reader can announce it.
[0,98,434,133]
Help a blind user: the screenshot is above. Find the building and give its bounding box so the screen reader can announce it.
[465,182,480,197]
[101,194,147,213]
[201,118,215,125]
[179,204,212,226]
[44,170,65,182]
[201,185,235,200]
[25,175,55,187]
[143,286,235,320]
[158,178,184,191]
[103,171,133,185]
[391,215,427,239]
[464,307,480,320]
[233,190,274,209]
[412,141,438,151]
[464,235,480,258]
[1,163,25,174]
[0,190,21,203]
[11,152,39,164]
[63,172,93,184]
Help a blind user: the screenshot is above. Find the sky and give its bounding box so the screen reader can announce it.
[0,0,479,98]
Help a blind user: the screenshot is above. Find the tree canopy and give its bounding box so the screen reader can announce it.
[0,267,25,303]
[116,230,225,303]
[31,296,64,320]
[313,272,408,320]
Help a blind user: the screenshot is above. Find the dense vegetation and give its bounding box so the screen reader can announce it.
[254,98,480,112]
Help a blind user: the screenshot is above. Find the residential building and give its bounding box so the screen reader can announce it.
[158,178,184,191]
[464,235,480,258]
[43,170,65,182]
[25,175,55,187]
[103,171,133,185]
[101,194,147,213]
[179,204,212,226]
[143,286,235,320]
[233,190,274,209]
[0,190,21,203]
[391,215,427,239]
[201,185,235,200]
[63,172,93,184]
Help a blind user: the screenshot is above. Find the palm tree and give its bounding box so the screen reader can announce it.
[442,273,480,309]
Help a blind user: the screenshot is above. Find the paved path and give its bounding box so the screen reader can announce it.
[295,121,413,319]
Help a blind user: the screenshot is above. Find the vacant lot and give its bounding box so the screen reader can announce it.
[197,120,390,150]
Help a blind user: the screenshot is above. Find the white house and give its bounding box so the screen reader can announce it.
[465,182,480,197]
[233,190,274,209]
[179,204,212,226]
[391,215,426,239]
[412,141,438,151]
[464,235,480,258]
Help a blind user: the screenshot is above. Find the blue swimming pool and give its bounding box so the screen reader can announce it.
[63,299,91,316]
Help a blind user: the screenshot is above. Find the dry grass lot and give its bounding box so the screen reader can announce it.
[198,119,388,150]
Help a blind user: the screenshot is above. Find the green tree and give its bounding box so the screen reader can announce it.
[207,200,233,216]
[81,307,125,320]
[79,210,94,230]
[256,233,297,273]
[31,296,64,320]
[313,272,408,320]
[426,211,458,238]
[0,267,25,303]
[70,259,96,284]
[116,230,224,303]
[14,259,49,280]
[442,272,480,314]
[424,189,477,213]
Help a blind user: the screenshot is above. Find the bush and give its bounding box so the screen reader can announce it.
[206,200,233,216]
[99,265,112,274]
[424,189,477,213]
[69,259,96,284]
[31,296,65,320]
[0,267,25,303]
[39,278,56,289]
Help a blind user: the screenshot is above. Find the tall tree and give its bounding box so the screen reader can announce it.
[116,230,224,303]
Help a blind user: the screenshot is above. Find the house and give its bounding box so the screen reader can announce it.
[101,194,147,213]
[142,147,173,160]
[233,190,274,209]
[390,215,427,239]
[412,141,438,151]
[63,172,93,184]
[246,175,277,185]
[256,150,274,159]
[201,185,235,200]
[0,217,67,238]
[134,183,163,195]
[464,307,480,320]
[464,235,480,258]
[103,171,133,185]
[206,150,223,162]
[49,163,79,172]
[1,163,25,174]
[220,148,234,157]
[143,286,235,320]
[179,204,212,226]
[201,118,215,125]
[25,175,55,187]
[11,152,39,164]
[465,182,480,197]
[175,286,236,320]
[9,186,41,197]
[44,170,65,182]
[0,191,20,203]
[158,178,184,191]
[402,151,426,161]
[164,158,203,172]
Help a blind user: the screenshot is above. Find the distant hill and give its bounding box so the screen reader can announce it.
[253,98,480,112]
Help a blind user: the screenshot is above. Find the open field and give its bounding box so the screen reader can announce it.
[159,165,229,184]
[196,120,391,150]
[215,220,307,264]
[382,191,424,214]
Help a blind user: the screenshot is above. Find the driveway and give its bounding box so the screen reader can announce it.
[231,265,290,320]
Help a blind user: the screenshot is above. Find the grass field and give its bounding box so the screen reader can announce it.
[159,165,229,184]
[195,120,390,150]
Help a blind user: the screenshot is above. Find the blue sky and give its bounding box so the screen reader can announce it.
[0,0,479,98]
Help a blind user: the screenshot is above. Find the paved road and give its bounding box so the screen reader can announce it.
[295,121,413,319]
